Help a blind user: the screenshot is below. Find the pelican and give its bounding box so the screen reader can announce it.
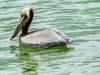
[10,7,72,48]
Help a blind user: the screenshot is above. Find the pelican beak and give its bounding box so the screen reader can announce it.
[10,14,28,40]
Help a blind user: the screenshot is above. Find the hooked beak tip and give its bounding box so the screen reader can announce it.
[10,38,12,40]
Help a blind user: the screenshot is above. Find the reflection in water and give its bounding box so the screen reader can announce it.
[22,60,38,75]
[10,45,72,75]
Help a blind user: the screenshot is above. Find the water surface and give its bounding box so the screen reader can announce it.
[0,0,100,75]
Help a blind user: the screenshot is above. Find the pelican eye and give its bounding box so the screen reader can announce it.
[21,13,28,18]
[21,13,25,17]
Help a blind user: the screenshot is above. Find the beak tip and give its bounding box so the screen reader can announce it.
[10,36,14,40]
[10,38,12,40]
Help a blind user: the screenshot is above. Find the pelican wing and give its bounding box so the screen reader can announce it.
[20,29,67,48]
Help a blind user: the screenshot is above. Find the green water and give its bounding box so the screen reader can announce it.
[0,0,100,75]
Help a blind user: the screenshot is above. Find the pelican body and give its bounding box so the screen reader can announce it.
[10,7,72,48]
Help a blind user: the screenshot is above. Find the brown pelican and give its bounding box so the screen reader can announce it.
[10,7,72,48]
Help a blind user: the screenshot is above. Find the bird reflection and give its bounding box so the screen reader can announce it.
[10,44,72,75]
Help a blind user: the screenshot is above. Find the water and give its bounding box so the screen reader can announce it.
[0,0,100,75]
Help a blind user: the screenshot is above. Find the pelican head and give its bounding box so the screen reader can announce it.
[10,7,34,40]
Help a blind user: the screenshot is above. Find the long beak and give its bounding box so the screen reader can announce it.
[10,15,28,40]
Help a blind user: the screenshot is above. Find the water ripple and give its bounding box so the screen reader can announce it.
[0,0,100,75]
